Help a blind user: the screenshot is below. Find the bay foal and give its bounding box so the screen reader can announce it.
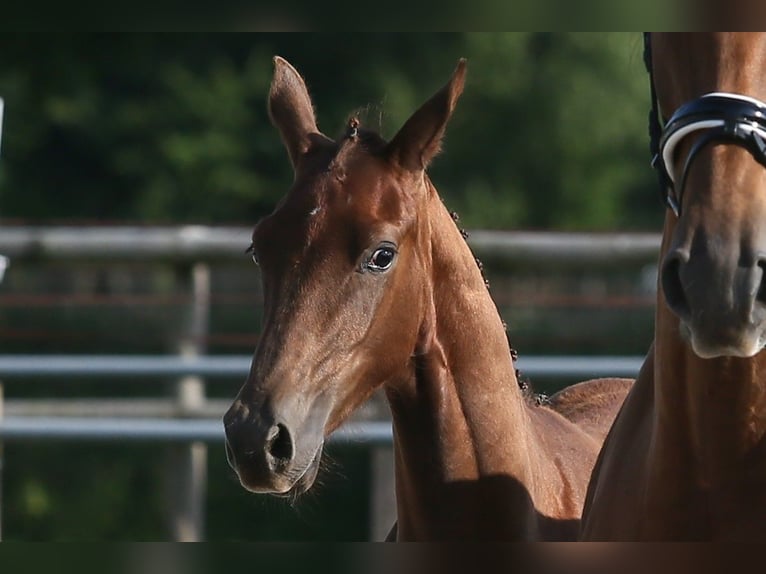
[225,57,631,540]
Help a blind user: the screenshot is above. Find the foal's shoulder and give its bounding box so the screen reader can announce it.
[549,378,634,411]
[546,377,634,442]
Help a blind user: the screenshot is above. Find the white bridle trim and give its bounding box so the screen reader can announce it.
[661,92,766,184]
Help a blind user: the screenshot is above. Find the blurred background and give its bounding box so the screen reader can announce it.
[0,33,662,541]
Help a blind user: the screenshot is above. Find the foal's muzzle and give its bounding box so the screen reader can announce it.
[223,398,324,496]
[223,400,298,493]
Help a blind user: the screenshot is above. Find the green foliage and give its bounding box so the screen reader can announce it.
[0,34,662,541]
[3,443,167,540]
[434,33,659,230]
[0,33,662,230]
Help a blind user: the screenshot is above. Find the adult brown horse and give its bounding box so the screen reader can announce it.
[582,33,766,541]
[223,56,632,541]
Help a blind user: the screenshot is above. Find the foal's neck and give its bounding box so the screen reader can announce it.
[426,195,532,476]
[384,184,539,539]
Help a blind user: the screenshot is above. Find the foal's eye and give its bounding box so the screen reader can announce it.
[366,244,397,273]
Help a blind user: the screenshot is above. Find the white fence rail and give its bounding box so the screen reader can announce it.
[0,226,662,265]
[0,96,4,157]
[0,352,646,541]
[0,417,395,444]
[0,354,644,381]
[0,353,645,443]
[0,354,645,441]
[0,226,657,541]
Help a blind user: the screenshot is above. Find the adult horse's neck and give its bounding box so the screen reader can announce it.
[654,215,766,490]
[650,216,766,535]
[384,180,545,540]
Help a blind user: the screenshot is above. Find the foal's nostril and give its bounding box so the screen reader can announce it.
[265,423,294,468]
[661,253,691,321]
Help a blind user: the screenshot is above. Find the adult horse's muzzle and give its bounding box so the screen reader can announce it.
[661,244,766,358]
[223,398,324,496]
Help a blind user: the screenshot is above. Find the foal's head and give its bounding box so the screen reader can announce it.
[224,57,466,496]
[650,33,766,358]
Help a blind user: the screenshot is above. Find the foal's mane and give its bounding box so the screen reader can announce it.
[334,114,542,405]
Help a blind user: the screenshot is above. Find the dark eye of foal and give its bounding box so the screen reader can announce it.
[366,245,397,272]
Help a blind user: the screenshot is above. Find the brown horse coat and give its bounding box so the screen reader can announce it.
[582,33,766,541]
[224,56,632,541]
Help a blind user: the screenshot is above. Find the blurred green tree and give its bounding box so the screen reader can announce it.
[0,33,661,230]
[0,34,662,542]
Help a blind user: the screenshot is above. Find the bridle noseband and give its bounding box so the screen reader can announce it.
[644,34,766,217]
[655,94,766,217]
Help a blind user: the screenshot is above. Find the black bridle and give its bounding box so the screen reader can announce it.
[644,32,766,217]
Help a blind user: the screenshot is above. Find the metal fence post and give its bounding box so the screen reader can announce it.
[0,382,4,541]
[0,95,6,542]
[0,96,4,157]
[165,261,210,541]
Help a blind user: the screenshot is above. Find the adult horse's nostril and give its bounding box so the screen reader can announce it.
[661,251,691,321]
[225,439,237,470]
[265,423,294,469]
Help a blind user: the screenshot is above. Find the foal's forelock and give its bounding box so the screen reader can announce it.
[326,137,374,179]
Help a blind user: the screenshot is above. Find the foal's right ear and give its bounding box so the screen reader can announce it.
[386,58,467,173]
[268,56,326,170]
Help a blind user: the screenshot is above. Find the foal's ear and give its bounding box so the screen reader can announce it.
[386,58,467,172]
[268,56,325,169]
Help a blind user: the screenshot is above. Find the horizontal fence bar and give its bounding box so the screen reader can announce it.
[1,396,388,421]
[0,226,250,262]
[516,355,644,379]
[0,417,393,445]
[468,230,661,265]
[0,355,250,378]
[0,355,645,380]
[0,226,662,265]
[2,398,232,418]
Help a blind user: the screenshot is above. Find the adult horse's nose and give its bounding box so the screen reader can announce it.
[661,244,766,357]
[223,401,295,489]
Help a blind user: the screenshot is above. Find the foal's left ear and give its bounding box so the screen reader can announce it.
[386,58,467,172]
[268,56,327,170]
